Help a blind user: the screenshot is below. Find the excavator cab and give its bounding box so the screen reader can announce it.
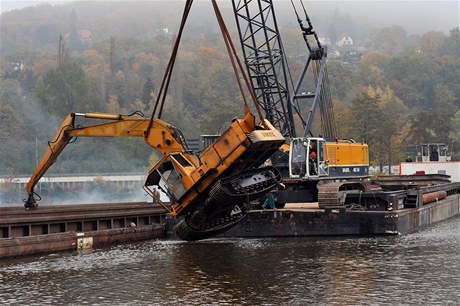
[289,137,328,179]
[144,156,188,204]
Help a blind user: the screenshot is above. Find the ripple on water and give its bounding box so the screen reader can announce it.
[0,216,458,305]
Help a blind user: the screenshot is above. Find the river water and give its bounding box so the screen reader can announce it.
[1,216,459,305]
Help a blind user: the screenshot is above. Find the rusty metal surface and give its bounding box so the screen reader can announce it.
[0,202,167,258]
[0,225,165,258]
[0,202,167,239]
[1,202,165,224]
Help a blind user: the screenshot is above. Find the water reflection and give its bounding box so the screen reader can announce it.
[1,216,459,305]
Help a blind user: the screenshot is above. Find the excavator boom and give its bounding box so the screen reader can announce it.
[25,112,188,208]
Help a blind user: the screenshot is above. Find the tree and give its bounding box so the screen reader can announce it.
[349,93,398,171]
[68,9,82,51]
[0,102,26,139]
[406,111,437,146]
[385,54,438,108]
[370,25,408,55]
[440,27,460,57]
[450,110,460,159]
[328,61,356,99]
[141,77,154,107]
[420,31,446,56]
[35,61,104,117]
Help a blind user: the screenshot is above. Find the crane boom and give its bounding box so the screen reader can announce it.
[231,0,369,207]
[231,0,296,138]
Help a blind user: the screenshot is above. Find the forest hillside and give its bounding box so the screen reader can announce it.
[1,1,459,179]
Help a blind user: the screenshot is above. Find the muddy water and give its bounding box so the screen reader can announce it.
[1,216,459,305]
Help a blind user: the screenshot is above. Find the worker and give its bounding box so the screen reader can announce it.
[152,186,161,204]
[405,156,413,162]
[309,145,317,175]
[261,192,276,209]
[430,148,439,161]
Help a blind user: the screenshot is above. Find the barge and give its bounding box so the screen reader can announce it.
[220,177,460,238]
[0,202,166,258]
[2,177,459,258]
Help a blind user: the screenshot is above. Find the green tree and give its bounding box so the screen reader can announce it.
[406,110,437,146]
[349,93,399,170]
[450,110,460,159]
[440,27,460,57]
[370,25,408,55]
[350,93,381,144]
[35,61,103,116]
[141,77,154,107]
[384,54,438,108]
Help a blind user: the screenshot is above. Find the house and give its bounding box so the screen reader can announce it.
[77,29,92,43]
[336,34,353,47]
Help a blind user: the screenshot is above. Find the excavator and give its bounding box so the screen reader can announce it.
[24,0,285,241]
[231,0,369,207]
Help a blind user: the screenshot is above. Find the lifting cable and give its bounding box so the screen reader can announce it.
[147,0,265,137]
[146,0,193,136]
[211,0,265,123]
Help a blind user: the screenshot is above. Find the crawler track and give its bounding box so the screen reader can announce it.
[175,166,282,241]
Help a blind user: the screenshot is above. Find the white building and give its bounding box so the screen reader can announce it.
[336,34,353,47]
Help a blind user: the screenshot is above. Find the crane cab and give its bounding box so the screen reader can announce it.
[289,137,369,180]
[419,143,451,162]
[289,137,328,179]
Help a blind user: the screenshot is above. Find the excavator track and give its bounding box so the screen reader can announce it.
[175,166,282,241]
[317,181,366,209]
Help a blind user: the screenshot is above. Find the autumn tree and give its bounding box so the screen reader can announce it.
[349,92,399,171]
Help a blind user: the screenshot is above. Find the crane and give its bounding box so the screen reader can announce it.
[231,0,369,206]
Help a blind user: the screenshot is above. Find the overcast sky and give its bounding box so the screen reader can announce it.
[1,0,459,34]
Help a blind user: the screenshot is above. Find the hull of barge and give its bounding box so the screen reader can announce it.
[0,202,167,258]
[220,193,460,238]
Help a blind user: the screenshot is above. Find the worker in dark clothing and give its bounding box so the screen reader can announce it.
[430,149,439,161]
[261,192,276,209]
[309,145,317,175]
[405,156,413,162]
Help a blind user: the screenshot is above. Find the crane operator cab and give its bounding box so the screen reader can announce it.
[289,137,328,179]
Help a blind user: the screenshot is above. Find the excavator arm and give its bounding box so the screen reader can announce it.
[25,112,187,208]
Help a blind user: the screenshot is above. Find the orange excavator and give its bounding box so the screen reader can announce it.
[24,0,285,240]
